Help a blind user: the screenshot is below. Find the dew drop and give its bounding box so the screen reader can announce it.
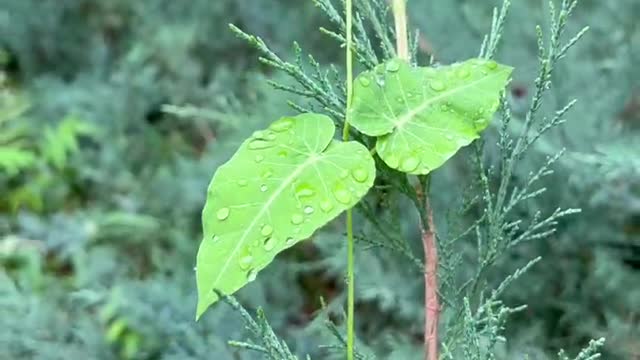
[277,150,288,158]
[291,214,304,225]
[333,185,352,204]
[261,224,273,237]
[238,179,248,187]
[295,183,315,198]
[385,60,400,72]
[395,96,404,104]
[260,184,268,192]
[351,167,368,183]
[430,80,446,92]
[211,235,221,243]
[320,198,334,213]
[339,170,349,179]
[474,118,488,127]
[239,255,253,270]
[252,130,266,139]
[255,155,265,163]
[401,156,420,172]
[263,237,276,251]
[216,207,230,221]
[440,103,450,112]
[457,68,471,79]
[247,269,258,282]
[265,132,277,141]
[386,154,400,168]
[261,169,273,179]
[485,60,498,70]
[359,76,371,87]
[304,206,315,214]
[248,140,274,150]
[270,118,294,132]
[446,134,454,141]
[286,237,295,245]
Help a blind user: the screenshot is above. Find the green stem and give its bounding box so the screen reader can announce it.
[343,0,355,359]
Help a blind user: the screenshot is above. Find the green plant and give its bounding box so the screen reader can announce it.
[196,0,513,358]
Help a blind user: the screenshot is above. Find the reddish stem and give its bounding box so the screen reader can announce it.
[422,200,439,360]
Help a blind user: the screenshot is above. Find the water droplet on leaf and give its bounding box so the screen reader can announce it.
[286,237,295,245]
[216,207,230,221]
[248,140,273,150]
[238,179,248,187]
[351,167,368,183]
[386,60,400,72]
[386,154,400,168]
[474,118,488,127]
[333,185,352,204]
[295,183,315,198]
[401,156,420,172]
[304,206,315,214]
[430,80,446,92]
[247,269,258,282]
[320,198,334,212]
[359,76,371,87]
[239,255,253,270]
[270,118,294,132]
[485,60,498,70]
[260,184,268,192]
[457,68,471,79]
[263,237,276,251]
[261,169,273,179]
[260,224,273,237]
[255,155,264,163]
[291,214,304,225]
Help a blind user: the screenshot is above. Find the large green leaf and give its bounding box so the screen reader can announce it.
[350,58,512,174]
[196,113,375,318]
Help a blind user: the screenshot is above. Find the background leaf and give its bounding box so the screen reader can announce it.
[196,113,375,318]
[350,58,512,174]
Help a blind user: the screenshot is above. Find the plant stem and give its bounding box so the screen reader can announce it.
[344,0,355,359]
[392,1,439,358]
[415,177,439,360]
[423,198,439,360]
[393,0,410,60]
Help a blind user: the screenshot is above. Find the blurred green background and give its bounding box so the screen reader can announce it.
[0,0,638,359]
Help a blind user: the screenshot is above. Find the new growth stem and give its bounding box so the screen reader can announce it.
[344,0,355,359]
[392,1,439,359]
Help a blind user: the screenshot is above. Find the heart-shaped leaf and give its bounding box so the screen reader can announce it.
[350,58,512,174]
[196,113,375,318]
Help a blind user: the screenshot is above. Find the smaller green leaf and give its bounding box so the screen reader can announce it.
[196,113,375,319]
[350,58,513,174]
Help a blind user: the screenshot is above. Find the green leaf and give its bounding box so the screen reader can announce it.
[350,58,513,174]
[196,113,375,319]
[0,147,36,175]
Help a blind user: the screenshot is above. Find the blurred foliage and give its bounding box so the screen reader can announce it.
[0,0,638,359]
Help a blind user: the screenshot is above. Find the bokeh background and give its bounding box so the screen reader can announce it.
[1,0,639,359]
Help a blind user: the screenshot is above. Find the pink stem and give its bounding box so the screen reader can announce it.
[423,202,439,360]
